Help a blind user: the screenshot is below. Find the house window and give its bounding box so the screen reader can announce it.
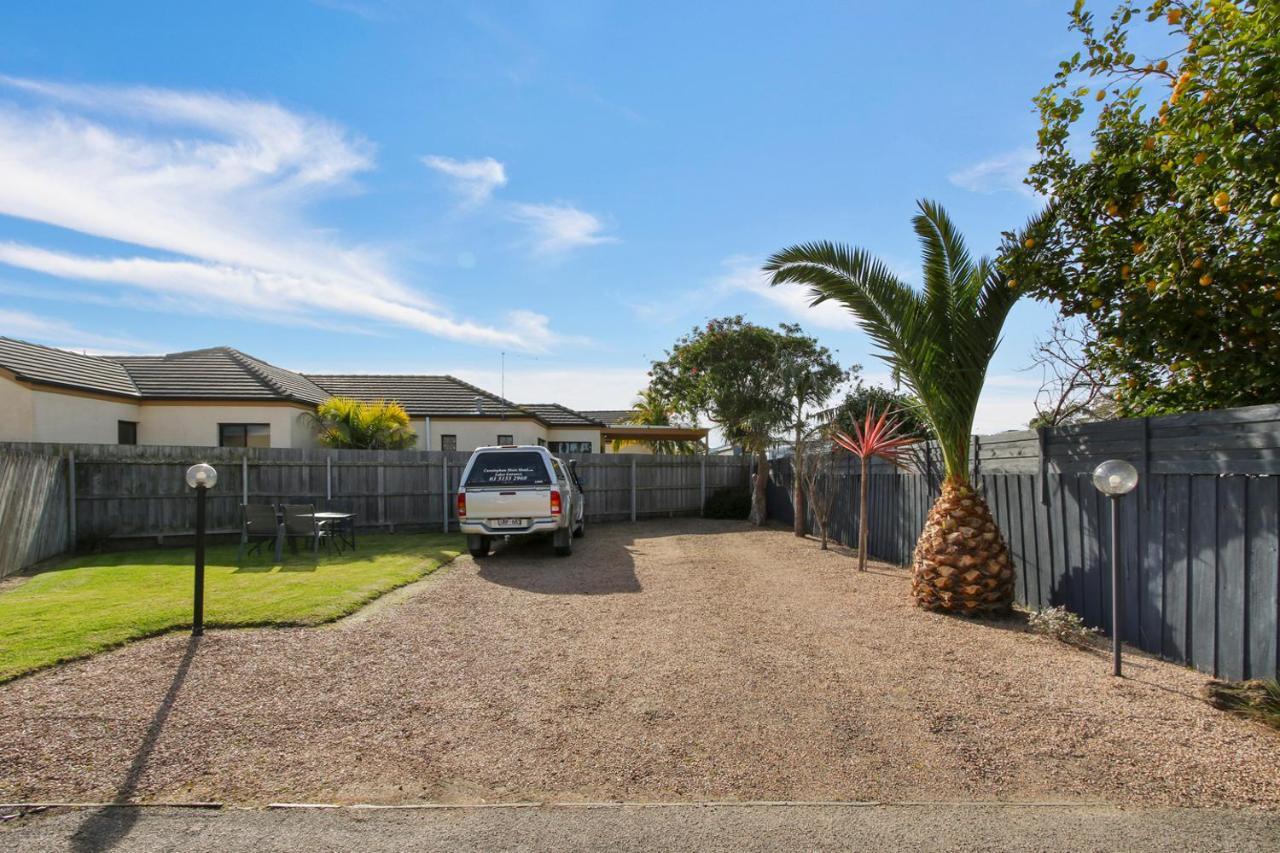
[117,420,138,445]
[219,423,270,448]
[537,438,547,447]
[497,434,514,445]
[548,441,592,454]
[440,434,457,452]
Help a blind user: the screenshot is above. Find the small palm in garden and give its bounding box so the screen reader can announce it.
[832,406,914,573]
[766,200,1048,614]
[310,397,418,450]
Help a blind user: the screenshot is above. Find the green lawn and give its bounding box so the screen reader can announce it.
[0,533,462,683]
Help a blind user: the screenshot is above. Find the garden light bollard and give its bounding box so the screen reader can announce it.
[185,462,218,637]
[1092,459,1139,677]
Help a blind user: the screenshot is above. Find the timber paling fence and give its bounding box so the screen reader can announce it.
[767,403,1280,682]
[0,443,752,579]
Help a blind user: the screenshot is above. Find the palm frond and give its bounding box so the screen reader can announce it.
[767,202,1049,481]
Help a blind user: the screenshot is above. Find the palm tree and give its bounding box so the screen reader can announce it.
[765,200,1044,614]
[308,397,418,450]
[622,388,700,454]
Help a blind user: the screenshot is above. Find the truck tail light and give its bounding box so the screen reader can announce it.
[456,492,467,518]
[550,490,562,516]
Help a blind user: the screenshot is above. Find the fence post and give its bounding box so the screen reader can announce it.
[326,455,333,502]
[700,456,706,516]
[377,464,386,529]
[442,457,449,533]
[65,450,76,547]
[1037,427,1049,505]
[630,456,637,522]
[242,456,249,506]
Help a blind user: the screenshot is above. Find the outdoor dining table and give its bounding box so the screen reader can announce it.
[305,511,357,553]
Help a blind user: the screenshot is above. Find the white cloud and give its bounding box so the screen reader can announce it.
[0,308,156,353]
[948,148,1038,198]
[715,256,863,332]
[0,76,560,351]
[422,155,507,205]
[507,202,616,255]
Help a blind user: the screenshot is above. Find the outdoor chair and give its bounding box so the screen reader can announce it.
[282,503,335,555]
[238,502,281,562]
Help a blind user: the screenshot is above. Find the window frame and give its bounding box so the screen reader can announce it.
[218,423,271,448]
[117,420,138,446]
[497,434,514,446]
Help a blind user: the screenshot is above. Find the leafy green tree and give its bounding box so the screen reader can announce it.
[309,397,418,450]
[767,200,1049,614]
[649,317,796,526]
[774,324,848,537]
[1010,0,1280,415]
[826,377,931,440]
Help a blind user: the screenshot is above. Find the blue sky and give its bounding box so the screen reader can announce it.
[0,0,1078,431]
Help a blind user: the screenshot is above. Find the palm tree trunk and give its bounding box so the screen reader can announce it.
[912,478,1014,614]
[793,422,806,537]
[857,455,869,572]
[749,450,769,526]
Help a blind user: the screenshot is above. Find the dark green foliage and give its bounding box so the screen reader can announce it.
[702,487,752,519]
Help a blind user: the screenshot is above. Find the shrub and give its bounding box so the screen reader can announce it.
[1027,605,1099,647]
[703,487,751,520]
[1204,679,1280,732]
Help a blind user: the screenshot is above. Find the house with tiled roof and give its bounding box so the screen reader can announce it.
[0,336,709,453]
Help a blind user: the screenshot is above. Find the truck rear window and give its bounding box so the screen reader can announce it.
[465,452,551,487]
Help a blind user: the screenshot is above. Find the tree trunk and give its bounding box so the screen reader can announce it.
[912,479,1015,615]
[792,422,806,537]
[857,455,869,572]
[749,450,769,526]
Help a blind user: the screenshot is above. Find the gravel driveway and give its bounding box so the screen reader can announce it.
[1,519,1278,807]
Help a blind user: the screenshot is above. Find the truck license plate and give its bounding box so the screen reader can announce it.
[491,518,528,528]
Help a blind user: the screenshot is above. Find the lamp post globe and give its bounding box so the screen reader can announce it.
[1092,458,1138,496]
[185,462,218,490]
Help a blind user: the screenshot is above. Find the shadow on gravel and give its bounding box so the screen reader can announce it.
[476,532,641,595]
[70,635,199,853]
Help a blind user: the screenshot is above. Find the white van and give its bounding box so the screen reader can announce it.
[456,445,585,558]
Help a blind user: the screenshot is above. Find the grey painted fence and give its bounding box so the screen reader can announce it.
[0,443,751,577]
[767,403,1280,681]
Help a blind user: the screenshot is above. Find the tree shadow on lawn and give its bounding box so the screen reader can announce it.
[477,531,642,596]
[70,635,200,853]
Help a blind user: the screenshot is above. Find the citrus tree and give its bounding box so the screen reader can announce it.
[1010,0,1280,414]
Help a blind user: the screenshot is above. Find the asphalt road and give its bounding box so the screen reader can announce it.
[3,803,1279,852]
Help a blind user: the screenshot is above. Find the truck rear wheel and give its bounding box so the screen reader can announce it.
[553,527,573,557]
[467,534,491,559]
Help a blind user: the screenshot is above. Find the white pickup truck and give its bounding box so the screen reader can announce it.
[456,445,585,558]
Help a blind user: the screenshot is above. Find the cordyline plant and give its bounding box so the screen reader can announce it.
[832,407,915,572]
